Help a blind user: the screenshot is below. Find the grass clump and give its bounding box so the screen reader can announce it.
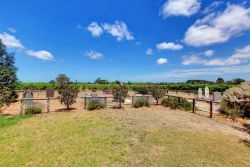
[162,96,192,111]
[0,115,31,129]
[25,105,42,115]
[133,99,150,108]
[87,100,105,111]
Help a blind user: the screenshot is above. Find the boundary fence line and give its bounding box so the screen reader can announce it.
[19,94,220,118]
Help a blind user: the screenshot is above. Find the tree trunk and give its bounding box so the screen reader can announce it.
[156,99,159,105]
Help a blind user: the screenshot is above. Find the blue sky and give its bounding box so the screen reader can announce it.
[0,0,250,82]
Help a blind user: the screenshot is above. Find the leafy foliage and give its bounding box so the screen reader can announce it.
[133,99,150,108]
[56,74,79,110]
[149,85,166,105]
[220,82,250,118]
[24,105,42,115]
[162,97,192,111]
[0,40,19,111]
[112,84,128,108]
[87,100,106,111]
[216,78,224,84]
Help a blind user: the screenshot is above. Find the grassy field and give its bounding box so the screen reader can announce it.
[0,107,249,166]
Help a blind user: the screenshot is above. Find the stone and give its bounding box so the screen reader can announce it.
[205,86,210,99]
[46,88,54,98]
[23,90,33,105]
[198,88,203,99]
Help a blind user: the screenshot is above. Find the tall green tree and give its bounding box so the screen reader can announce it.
[56,74,79,110]
[0,40,18,111]
[216,78,224,84]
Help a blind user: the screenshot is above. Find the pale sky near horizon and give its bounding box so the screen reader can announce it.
[0,0,250,82]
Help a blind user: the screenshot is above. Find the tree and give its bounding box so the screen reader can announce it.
[56,74,79,110]
[231,78,246,84]
[149,85,166,105]
[216,78,224,84]
[94,77,109,84]
[112,84,128,108]
[49,80,56,84]
[0,40,18,111]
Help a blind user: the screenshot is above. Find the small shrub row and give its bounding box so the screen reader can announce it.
[87,100,106,111]
[24,105,42,115]
[161,96,192,111]
[133,99,150,108]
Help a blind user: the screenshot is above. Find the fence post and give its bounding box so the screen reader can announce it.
[47,97,50,113]
[210,101,213,118]
[192,99,195,113]
[84,97,86,109]
[20,99,23,115]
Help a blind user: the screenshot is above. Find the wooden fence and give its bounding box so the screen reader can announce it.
[19,94,220,118]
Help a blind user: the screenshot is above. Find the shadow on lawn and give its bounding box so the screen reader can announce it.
[55,108,77,112]
[240,139,250,148]
[233,123,250,135]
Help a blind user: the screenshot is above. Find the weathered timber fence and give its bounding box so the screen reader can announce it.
[165,94,220,118]
[20,97,58,114]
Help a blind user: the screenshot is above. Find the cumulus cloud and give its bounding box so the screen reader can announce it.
[160,0,201,17]
[86,50,103,60]
[133,65,250,82]
[204,50,215,57]
[102,21,134,41]
[156,58,168,65]
[184,4,250,47]
[183,45,250,66]
[87,22,103,37]
[0,32,24,48]
[146,48,153,56]
[156,42,183,51]
[26,50,54,61]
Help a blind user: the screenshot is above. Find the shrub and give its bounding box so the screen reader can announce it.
[133,99,150,108]
[25,105,42,115]
[87,100,105,111]
[112,84,128,108]
[149,85,166,105]
[220,82,250,118]
[133,87,149,95]
[162,96,192,111]
[56,74,79,110]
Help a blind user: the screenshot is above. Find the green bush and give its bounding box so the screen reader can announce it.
[87,100,105,111]
[133,99,150,108]
[24,105,42,115]
[162,96,192,111]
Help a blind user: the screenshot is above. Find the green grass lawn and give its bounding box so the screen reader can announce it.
[0,109,249,167]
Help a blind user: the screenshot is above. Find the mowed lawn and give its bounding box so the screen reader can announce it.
[0,107,249,167]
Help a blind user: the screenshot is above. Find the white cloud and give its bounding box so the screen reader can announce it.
[156,42,183,51]
[204,50,215,57]
[102,21,134,41]
[157,58,168,65]
[183,45,250,66]
[203,1,223,14]
[182,55,205,65]
[160,0,201,17]
[7,27,17,33]
[184,4,250,47]
[146,48,153,56]
[87,22,103,37]
[133,65,250,82]
[86,50,103,60]
[0,32,24,48]
[26,50,54,61]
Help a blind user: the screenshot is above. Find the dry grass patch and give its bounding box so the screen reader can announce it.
[0,108,249,166]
